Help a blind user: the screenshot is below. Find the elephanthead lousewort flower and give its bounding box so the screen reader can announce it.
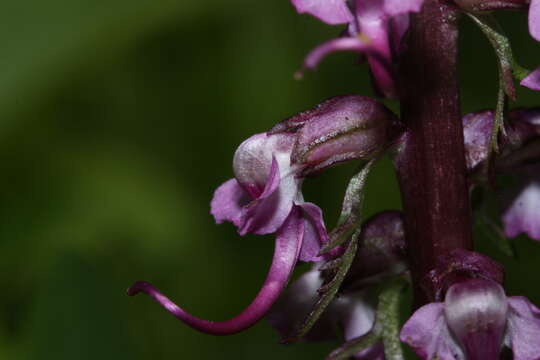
[401,278,540,360]
[128,95,402,335]
[292,0,424,98]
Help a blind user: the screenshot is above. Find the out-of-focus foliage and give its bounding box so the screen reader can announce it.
[0,1,539,359]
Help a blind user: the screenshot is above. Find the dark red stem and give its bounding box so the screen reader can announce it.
[397,0,473,305]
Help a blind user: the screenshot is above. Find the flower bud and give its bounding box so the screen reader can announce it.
[271,95,403,176]
[342,211,406,291]
[444,279,508,360]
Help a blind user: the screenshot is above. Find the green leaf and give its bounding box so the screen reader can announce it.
[491,76,508,154]
[377,277,408,360]
[319,158,376,255]
[466,13,519,100]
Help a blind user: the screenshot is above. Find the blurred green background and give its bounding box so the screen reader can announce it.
[2,1,540,359]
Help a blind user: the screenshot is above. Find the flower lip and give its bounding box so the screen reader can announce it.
[444,278,508,360]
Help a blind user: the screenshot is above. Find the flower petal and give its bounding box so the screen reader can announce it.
[462,110,493,171]
[267,265,341,341]
[340,292,383,360]
[521,67,540,91]
[342,293,377,341]
[298,202,329,262]
[506,296,540,360]
[444,279,508,360]
[529,0,540,42]
[502,180,540,241]
[239,156,299,235]
[233,133,295,197]
[210,178,250,227]
[351,0,397,98]
[389,13,410,54]
[384,0,424,16]
[301,36,375,71]
[401,302,464,360]
[291,0,353,25]
[128,206,304,335]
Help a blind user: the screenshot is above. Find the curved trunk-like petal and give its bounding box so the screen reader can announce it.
[529,0,540,42]
[210,178,250,227]
[291,0,353,25]
[128,207,304,335]
[400,302,465,360]
[521,67,540,91]
[506,296,540,360]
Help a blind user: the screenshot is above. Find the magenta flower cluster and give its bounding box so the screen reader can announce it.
[127,1,540,359]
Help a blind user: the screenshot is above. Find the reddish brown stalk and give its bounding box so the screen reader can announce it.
[397,0,473,305]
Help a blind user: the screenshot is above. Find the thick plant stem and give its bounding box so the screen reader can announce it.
[397,0,472,305]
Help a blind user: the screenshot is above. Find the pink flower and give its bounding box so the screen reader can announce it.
[401,278,540,360]
[128,95,402,336]
[292,0,424,98]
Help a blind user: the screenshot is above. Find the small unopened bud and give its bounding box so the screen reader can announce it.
[444,279,508,360]
[342,211,406,291]
[272,95,402,176]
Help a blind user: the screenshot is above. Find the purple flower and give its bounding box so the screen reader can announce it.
[128,132,328,335]
[292,0,423,98]
[128,95,402,336]
[211,131,330,262]
[401,278,540,360]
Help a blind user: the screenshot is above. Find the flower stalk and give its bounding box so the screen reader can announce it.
[396,0,473,305]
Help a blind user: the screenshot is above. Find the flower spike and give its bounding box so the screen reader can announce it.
[127,207,304,335]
